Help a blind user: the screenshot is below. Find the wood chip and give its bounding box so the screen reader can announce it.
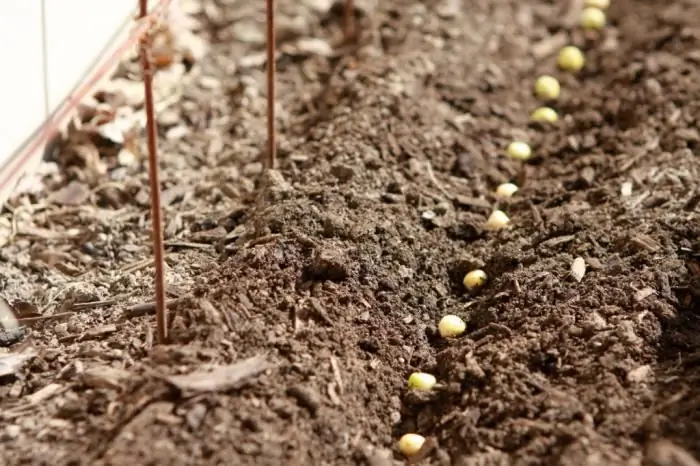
[631,234,662,253]
[25,383,65,405]
[541,235,576,248]
[166,354,272,393]
[570,257,586,282]
[635,287,656,302]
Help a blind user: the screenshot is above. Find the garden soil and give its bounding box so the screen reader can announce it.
[1,0,700,464]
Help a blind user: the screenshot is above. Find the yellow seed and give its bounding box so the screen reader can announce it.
[398,433,426,456]
[485,210,510,230]
[558,46,585,73]
[495,182,519,199]
[584,0,610,9]
[463,269,487,291]
[530,106,558,123]
[581,7,606,30]
[408,372,437,391]
[534,75,561,101]
[506,141,532,161]
[438,315,466,338]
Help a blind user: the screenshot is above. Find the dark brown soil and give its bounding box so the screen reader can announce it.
[2,0,700,464]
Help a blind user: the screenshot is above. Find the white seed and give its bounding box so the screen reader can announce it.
[495,183,519,199]
[581,7,606,31]
[585,0,610,10]
[534,75,561,101]
[506,141,532,161]
[463,269,487,291]
[408,372,437,391]
[398,433,426,456]
[485,210,510,230]
[570,257,586,282]
[558,46,585,73]
[530,106,558,123]
[438,314,466,338]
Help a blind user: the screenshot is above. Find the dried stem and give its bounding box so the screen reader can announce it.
[265,0,276,169]
[138,0,168,344]
[344,0,355,39]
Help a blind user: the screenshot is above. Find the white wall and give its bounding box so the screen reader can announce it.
[0,0,163,207]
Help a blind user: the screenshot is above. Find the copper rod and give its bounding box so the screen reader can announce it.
[138,0,167,344]
[265,0,276,169]
[344,0,354,39]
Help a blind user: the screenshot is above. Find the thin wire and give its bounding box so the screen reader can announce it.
[266,0,276,169]
[138,0,167,344]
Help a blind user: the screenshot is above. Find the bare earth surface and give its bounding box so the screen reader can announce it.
[1,0,700,464]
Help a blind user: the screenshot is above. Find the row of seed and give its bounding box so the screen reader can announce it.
[397,0,611,458]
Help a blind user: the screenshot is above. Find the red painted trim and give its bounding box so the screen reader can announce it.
[0,0,172,202]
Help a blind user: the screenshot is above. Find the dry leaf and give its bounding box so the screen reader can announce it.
[635,287,656,302]
[570,257,586,282]
[31,249,82,276]
[167,354,272,393]
[81,366,132,390]
[48,180,91,206]
[9,301,40,320]
[25,383,64,405]
[0,347,36,378]
[0,298,19,330]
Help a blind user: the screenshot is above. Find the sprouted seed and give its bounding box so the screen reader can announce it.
[398,433,426,456]
[496,182,519,199]
[485,210,510,230]
[438,314,466,338]
[558,46,585,72]
[408,372,437,391]
[534,75,561,101]
[506,141,532,161]
[463,269,487,291]
[530,106,558,123]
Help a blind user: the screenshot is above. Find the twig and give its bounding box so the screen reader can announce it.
[122,298,183,320]
[265,0,276,169]
[71,297,122,311]
[139,0,168,345]
[17,312,73,325]
[164,241,214,250]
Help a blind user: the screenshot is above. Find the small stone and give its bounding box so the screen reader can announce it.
[165,125,189,140]
[421,210,436,221]
[157,109,180,127]
[330,164,356,182]
[627,364,652,384]
[308,247,350,281]
[287,385,321,416]
[3,425,20,440]
[242,162,264,177]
